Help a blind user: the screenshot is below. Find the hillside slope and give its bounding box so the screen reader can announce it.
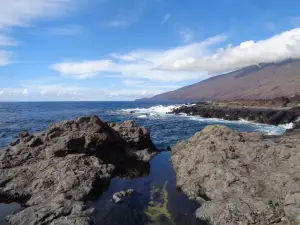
[141,59,300,101]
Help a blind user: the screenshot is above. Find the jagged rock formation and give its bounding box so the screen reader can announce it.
[171,125,300,225]
[0,116,156,225]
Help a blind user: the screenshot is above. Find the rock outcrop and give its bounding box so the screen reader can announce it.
[0,116,156,225]
[171,102,300,125]
[171,125,300,225]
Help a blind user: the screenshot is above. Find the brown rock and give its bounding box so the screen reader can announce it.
[0,116,157,225]
[171,125,300,225]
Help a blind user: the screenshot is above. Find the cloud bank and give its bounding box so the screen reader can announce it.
[159,28,300,73]
[51,35,227,81]
[51,29,300,82]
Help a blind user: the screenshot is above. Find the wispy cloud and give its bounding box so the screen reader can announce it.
[45,25,83,36]
[161,13,171,24]
[290,16,300,27]
[0,0,76,66]
[103,20,131,28]
[0,50,12,66]
[265,22,276,32]
[0,0,75,29]
[100,0,148,28]
[0,34,18,46]
[179,28,194,43]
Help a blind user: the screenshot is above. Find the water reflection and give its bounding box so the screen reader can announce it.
[90,152,204,225]
[0,203,20,225]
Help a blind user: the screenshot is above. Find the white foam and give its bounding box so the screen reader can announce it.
[279,122,294,130]
[118,104,287,136]
[189,116,286,136]
[120,104,182,118]
[137,115,147,118]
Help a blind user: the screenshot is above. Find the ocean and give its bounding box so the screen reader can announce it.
[0,102,287,225]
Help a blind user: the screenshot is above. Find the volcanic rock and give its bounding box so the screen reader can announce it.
[0,116,156,225]
[171,101,300,125]
[171,125,300,225]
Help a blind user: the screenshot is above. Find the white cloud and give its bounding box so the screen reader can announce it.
[161,13,171,24]
[51,60,115,79]
[51,35,227,81]
[51,28,300,82]
[0,84,175,101]
[0,50,12,66]
[0,0,74,29]
[179,29,194,43]
[22,89,29,95]
[159,28,300,73]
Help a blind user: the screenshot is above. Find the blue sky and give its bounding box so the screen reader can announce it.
[0,0,300,101]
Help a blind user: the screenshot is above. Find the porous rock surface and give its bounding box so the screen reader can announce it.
[0,116,156,225]
[171,125,300,225]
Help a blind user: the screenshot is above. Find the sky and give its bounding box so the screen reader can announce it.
[0,0,300,101]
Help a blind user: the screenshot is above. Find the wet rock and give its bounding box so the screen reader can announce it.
[112,189,135,203]
[0,116,156,225]
[171,125,300,225]
[171,102,300,125]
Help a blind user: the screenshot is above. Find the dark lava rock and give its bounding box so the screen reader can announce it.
[171,102,300,125]
[171,125,300,225]
[0,116,157,225]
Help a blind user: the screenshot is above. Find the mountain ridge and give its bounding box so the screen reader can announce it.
[137,59,300,102]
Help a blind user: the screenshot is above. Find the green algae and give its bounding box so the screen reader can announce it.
[144,181,175,225]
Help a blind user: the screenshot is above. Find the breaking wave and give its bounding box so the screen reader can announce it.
[118,104,287,136]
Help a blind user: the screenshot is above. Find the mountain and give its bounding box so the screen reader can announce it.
[138,59,300,102]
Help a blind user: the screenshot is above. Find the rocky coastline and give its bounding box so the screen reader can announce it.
[171,125,300,225]
[0,116,157,225]
[170,98,300,126]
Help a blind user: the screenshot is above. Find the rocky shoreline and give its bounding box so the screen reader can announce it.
[0,116,157,225]
[171,125,300,225]
[170,98,300,126]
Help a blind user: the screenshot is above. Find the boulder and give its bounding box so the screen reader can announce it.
[171,125,300,225]
[0,116,156,225]
[112,189,135,203]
